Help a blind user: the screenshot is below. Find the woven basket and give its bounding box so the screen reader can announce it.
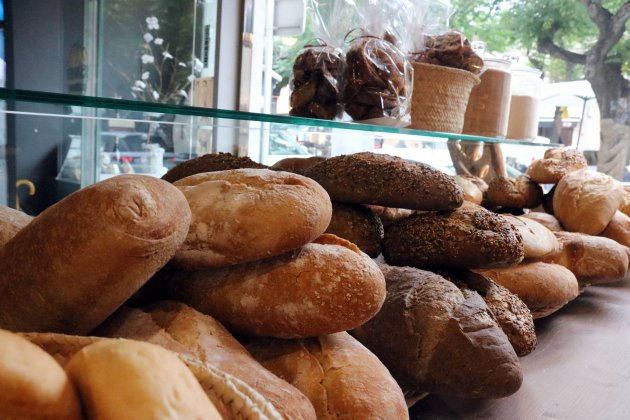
[21,333,283,420]
[410,62,480,134]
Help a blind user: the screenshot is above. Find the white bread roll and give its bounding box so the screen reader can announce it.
[65,339,221,420]
[0,205,32,247]
[475,262,579,319]
[553,169,624,235]
[144,234,386,338]
[243,332,409,420]
[0,329,82,420]
[0,175,191,335]
[172,168,332,269]
[502,215,558,258]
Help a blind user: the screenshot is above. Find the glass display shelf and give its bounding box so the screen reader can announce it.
[0,87,559,212]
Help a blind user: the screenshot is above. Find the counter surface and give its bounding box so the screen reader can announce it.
[409,276,630,420]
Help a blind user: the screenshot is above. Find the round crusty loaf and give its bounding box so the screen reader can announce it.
[601,210,630,248]
[162,152,267,183]
[325,202,383,257]
[526,148,587,184]
[0,329,82,420]
[0,205,32,247]
[144,234,386,338]
[304,152,464,210]
[242,332,409,420]
[501,215,559,258]
[486,175,543,209]
[453,175,483,205]
[172,168,332,269]
[0,175,191,335]
[538,231,629,286]
[553,169,624,235]
[95,302,317,420]
[351,265,523,399]
[65,339,221,420]
[619,186,630,217]
[522,212,564,232]
[383,202,524,269]
[475,262,579,319]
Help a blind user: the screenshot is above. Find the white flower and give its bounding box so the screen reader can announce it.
[154,38,164,46]
[134,80,146,89]
[146,16,159,30]
[131,86,143,92]
[143,33,154,43]
[178,62,187,68]
[187,74,195,82]
[162,51,173,60]
[141,54,154,64]
[152,91,160,101]
[141,71,150,80]
[178,90,188,98]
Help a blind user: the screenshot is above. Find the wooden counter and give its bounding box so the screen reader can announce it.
[409,277,630,419]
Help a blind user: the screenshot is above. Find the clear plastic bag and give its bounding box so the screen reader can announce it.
[410,30,484,75]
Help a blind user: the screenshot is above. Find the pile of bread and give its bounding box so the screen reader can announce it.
[0,146,628,419]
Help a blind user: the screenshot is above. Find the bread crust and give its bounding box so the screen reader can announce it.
[522,212,563,232]
[553,169,624,235]
[304,152,464,210]
[486,175,543,209]
[145,235,386,338]
[0,175,191,334]
[351,265,522,399]
[601,210,630,248]
[475,262,579,319]
[162,152,267,183]
[383,202,524,268]
[173,168,332,269]
[271,156,327,175]
[453,175,483,205]
[0,205,32,247]
[501,215,559,258]
[243,332,409,420]
[526,148,587,184]
[325,202,383,257]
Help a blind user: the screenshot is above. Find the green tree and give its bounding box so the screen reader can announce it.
[452,0,630,179]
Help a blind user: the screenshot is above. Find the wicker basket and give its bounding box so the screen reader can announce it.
[410,62,480,134]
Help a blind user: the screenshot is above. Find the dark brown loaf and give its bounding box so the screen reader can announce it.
[172,169,332,269]
[486,175,543,209]
[0,175,191,334]
[351,265,522,399]
[143,234,386,338]
[325,202,383,257]
[161,152,267,183]
[304,152,464,210]
[382,202,524,269]
[0,205,32,247]
[475,262,579,319]
[95,302,317,420]
[242,332,408,420]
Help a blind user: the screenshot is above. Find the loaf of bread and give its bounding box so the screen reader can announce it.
[271,156,327,175]
[383,202,524,269]
[526,148,587,184]
[351,265,522,399]
[95,302,317,420]
[0,205,32,247]
[537,231,629,285]
[325,202,383,257]
[0,329,82,420]
[65,339,222,420]
[522,211,563,232]
[172,168,332,269]
[438,269,536,357]
[366,205,415,227]
[486,175,543,209]
[619,186,630,217]
[304,152,464,210]
[601,210,630,248]
[501,215,558,258]
[475,262,579,319]
[0,175,191,334]
[242,332,408,419]
[553,169,624,235]
[453,175,483,205]
[162,152,267,183]
[143,234,386,338]
[542,184,556,214]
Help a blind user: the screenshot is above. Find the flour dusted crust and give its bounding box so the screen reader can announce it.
[162,152,267,183]
[147,234,386,338]
[304,152,464,210]
[486,175,543,209]
[475,262,580,319]
[526,148,587,184]
[173,168,332,269]
[242,332,408,420]
[0,205,32,247]
[553,169,624,235]
[382,202,524,269]
[0,329,82,420]
[501,215,559,258]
